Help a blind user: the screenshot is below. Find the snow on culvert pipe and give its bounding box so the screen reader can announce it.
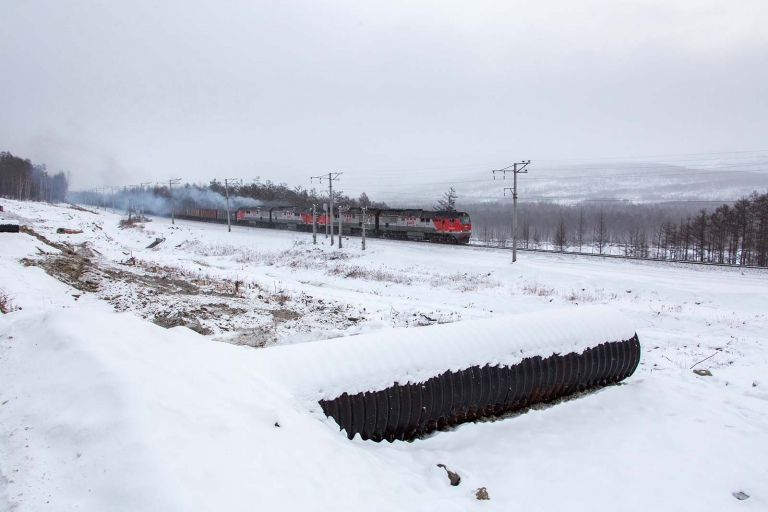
[253,306,641,442]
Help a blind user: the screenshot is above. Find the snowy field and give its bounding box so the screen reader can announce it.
[1,199,767,511]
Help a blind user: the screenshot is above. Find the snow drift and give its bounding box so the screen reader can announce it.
[253,306,640,440]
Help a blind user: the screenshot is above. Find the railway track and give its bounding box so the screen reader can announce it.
[467,243,768,270]
[147,209,767,270]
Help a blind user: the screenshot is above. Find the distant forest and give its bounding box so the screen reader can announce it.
[0,151,69,202]
[466,192,768,267]
[6,149,768,267]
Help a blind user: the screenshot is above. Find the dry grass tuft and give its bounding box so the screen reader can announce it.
[0,287,18,314]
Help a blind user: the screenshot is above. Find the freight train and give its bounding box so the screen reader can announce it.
[173,206,472,244]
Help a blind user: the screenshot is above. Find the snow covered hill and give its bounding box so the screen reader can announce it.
[374,162,768,205]
[1,199,766,511]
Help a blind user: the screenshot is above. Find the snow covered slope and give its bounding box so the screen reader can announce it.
[257,305,636,402]
[1,199,766,511]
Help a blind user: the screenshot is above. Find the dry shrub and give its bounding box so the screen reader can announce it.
[0,287,18,314]
[565,288,618,303]
[119,218,145,229]
[431,272,500,292]
[521,283,554,297]
[328,264,412,285]
[273,292,291,306]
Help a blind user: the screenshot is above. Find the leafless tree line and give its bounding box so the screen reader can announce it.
[469,192,768,267]
[653,193,768,266]
[0,151,69,203]
[207,179,388,209]
[71,179,390,216]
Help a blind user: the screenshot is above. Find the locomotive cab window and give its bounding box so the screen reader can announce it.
[459,215,470,225]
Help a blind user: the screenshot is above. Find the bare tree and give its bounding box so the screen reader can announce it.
[594,210,609,255]
[553,214,568,251]
[358,192,372,207]
[0,151,68,202]
[436,187,458,211]
[576,207,586,252]
[521,217,531,248]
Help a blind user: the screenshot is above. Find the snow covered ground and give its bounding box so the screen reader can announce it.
[1,199,766,511]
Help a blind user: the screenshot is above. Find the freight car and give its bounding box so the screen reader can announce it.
[236,206,472,244]
[236,206,316,230]
[174,207,236,223]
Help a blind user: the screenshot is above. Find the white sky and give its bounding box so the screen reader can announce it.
[1,0,766,195]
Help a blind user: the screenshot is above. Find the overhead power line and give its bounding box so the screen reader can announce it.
[338,161,768,185]
[340,167,768,193]
[532,148,768,163]
[317,149,768,178]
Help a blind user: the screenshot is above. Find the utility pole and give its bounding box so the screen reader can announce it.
[168,178,181,224]
[139,182,152,216]
[127,185,140,221]
[311,173,342,246]
[109,186,117,213]
[362,207,367,251]
[223,178,242,232]
[125,186,130,220]
[338,206,345,249]
[312,204,317,244]
[493,160,530,263]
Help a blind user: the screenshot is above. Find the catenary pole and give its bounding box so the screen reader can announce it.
[223,178,242,232]
[493,161,530,263]
[310,172,342,246]
[312,204,317,244]
[139,182,151,216]
[362,207,367,250]
[126,186,131,220]
[330,174,334,245]
[168,178,181,224]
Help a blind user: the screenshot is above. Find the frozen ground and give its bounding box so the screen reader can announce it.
[1,199,766,511]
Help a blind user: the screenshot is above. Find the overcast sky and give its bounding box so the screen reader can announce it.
[1,0,766,198]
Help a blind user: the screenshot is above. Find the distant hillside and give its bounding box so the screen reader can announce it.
[378,162,768,207]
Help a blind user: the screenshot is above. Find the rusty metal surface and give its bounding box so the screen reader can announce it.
[319,335,641,442]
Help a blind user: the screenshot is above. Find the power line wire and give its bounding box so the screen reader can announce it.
[329,149,768,177]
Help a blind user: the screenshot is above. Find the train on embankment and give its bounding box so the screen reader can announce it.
[172,206,472,244]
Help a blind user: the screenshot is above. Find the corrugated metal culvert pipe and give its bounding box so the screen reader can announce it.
[254,306,640,442]
[320,336,640,441]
